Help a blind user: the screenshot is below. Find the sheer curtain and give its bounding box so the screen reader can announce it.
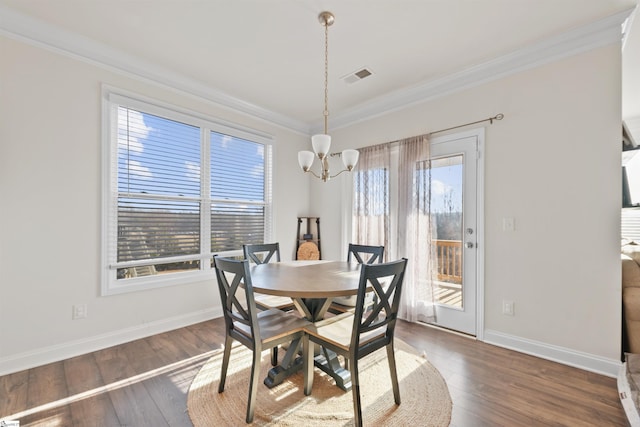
[351,135,436,323]
[397,136,436,323]
[351,143,390,254]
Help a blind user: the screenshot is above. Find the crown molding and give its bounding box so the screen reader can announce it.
[0,5,634,136]
[320,7,636,133]
[0,4,311,135]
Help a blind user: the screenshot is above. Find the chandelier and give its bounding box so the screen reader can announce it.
[298,11,359,182]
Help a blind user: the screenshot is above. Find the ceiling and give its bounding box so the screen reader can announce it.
[1,0,638,134]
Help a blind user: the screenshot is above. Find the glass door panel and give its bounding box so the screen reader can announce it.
[427,132,479,336]
[431,155,464,309]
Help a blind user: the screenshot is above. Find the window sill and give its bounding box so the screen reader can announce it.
[102,269,215,296]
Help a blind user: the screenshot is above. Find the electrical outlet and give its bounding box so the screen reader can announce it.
[72,304,87,320]
[502,300,515,316]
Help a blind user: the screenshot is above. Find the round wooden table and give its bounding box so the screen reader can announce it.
[250,260,362,294]
[250,260,363,390]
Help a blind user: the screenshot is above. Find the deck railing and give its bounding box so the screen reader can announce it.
[434,239,462,284]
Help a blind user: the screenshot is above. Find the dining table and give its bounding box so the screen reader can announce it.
[249,260,363,391]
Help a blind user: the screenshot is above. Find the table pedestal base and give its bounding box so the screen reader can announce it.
[264,336,303,388]
[313,349,351,391]
[264,357,304,388]
[263,337,352,392]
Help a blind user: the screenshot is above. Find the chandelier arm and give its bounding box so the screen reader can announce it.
[330,168,351,179]
[305,169,322,180]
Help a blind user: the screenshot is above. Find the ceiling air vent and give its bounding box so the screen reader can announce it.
[341,68,373,84]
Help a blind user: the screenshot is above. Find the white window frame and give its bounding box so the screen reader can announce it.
[101,87,274,295]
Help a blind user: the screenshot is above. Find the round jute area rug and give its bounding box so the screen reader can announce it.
[188,339,452,426]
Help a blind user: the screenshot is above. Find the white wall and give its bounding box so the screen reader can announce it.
[315,44,623,372]
[0,36,310,374]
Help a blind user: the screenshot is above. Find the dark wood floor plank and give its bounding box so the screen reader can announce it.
[63,353,120,427]
[185,319,226,349]
[1,317,628,427]
[145,331,196,365]
[119,338,193,426]
[147,327,212,362]
[21,362,72,426]
[93,345,169,427]
[143,329,217,396]
[0,370,29,418]
[448,388,540,427]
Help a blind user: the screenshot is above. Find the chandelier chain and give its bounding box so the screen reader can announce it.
[297,11,358,182]
[323,18,329,135]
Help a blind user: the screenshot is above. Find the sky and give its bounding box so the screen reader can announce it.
[430,156,463,214]
[117,107,265,202]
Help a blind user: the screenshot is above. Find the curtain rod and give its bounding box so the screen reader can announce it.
[334,113,505,155]
[427,113,504,137]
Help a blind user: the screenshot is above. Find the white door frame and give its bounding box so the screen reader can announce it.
[429,128,484,339]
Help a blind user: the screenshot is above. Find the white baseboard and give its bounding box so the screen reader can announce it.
[484,329,622,378]
[0,307,222,376]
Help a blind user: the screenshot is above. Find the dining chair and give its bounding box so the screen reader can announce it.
[331,243,385,311]
[347,243,385,265]
[213,256,311,424]
[243,242,296,365]
[243,243,295,311]
[243,242,281,264]
[303,258,408,427]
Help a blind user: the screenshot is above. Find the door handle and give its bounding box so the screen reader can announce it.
[465,242,475,249]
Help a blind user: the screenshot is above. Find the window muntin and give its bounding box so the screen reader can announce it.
[104,92,273,294]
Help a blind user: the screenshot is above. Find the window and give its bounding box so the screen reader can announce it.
[103,90,273,294]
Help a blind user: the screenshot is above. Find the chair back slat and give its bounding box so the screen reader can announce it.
[243,243,281,265]
[359,275,401,333]
[351,258,408,350]
[214,256,260,345]
[223,270,251,324]
[348,243,384,264]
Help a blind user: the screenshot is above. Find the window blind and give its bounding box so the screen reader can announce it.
[117,107,201,264]
[105,98,272,292]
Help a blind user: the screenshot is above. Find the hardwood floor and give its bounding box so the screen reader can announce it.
[0,319,628,426]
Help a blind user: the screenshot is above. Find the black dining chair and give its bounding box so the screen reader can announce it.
[243,242,296,365]
[242,243,295,310]
[330,243,385,312]
[213,256,311,423]
[243,242,281,265]
[303,258,408,427]
[347,243,385,264]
